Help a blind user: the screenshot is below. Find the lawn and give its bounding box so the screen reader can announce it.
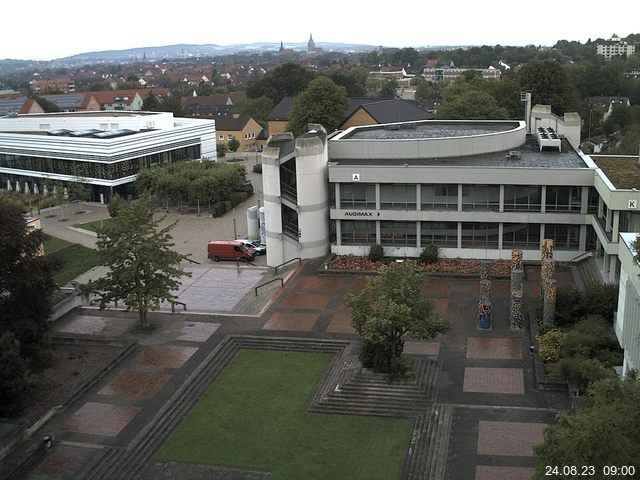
[156,350,413,480]
[75,218,112,233]
[43,236,101,285]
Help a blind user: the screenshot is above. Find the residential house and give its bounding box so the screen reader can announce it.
[216,114,263,152]
[39,93,100,112]
[589,96,631,121]
[29,76,75,94]
[0,97,45,116]
[423,66,501,82]
[597,34,636,61]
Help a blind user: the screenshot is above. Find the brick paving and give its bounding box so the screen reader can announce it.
[133,345,198,369]
[262,311,319,331]
[463,367,525,394]
[475,466,536,480]
[174,322,220,342]
[62,402,141,437]
[280,291,331,310]
[404,341,441,356]
[466,337,522,360]
[325,313,355,334]
[477,421,546,456]
[296,276,343,292]
[98,371,172,400]
[52,315,137,336]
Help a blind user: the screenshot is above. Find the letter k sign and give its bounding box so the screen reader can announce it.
[629,200,637,209]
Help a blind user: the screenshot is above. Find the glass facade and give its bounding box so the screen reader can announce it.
[461,223,500,248]
[340,220,376,245]
[340,183,376,209]
[421,222,458,247]
[462,185,500,211]
[279,159,297,203]
[380,221,416,246]
[380,184,416,210]
[421,184,458,210]
[502,223,541,248]
[0,146,200,181]
[545,186,581,212]
[544,224,580,249]
[503,186,541,212]
[281,204,298,239]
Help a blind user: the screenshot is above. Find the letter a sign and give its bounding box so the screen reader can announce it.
[352,173,360,182]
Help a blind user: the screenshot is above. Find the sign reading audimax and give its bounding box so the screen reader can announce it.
[343,211,380,217]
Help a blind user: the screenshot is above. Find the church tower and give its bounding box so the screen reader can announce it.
[279,40,284,53]
[308,33,315,52]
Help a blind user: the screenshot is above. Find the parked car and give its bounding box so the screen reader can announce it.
[238,239,266,256]
[207,240,255,262]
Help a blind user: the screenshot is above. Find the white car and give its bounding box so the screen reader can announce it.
[238,239,266,255]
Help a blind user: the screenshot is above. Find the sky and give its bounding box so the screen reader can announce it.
[2,0,639,61]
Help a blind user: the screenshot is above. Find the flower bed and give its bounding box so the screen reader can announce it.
[328,255,511,275]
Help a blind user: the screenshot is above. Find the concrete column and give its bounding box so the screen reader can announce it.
[539,224,545,249]
[510,291,524,331]
[498,223,504,251]
[480,279,491,302]
[540,185,546,213]
[335,183,340,209]
[416,221,421,248]
[605,208,612,232]
[375,183,381,211]
[458,184,463,211]
[579,225,587,251]
[598,196,604,219]
[543,278,557,326]
[415,184,421,212]
[376,220,381,244]
[581,186,589,215]
[499,185,505,213]
[457,222,462,249]
[336,220,342,246]
[613,210,620,241]
[609,256,618,283]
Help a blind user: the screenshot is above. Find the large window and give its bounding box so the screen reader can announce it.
[461,185,500,211]
[421,184,457,210]
[380,184,417,210]
[502,223,541,248]
[461,223,499,248]
[281,204,298,239]
[503,186,541,212]
[279,159,297,203]
[340,183,376,209]
[544,224,580,249]
[545,186,581,212]
[340,220,376,245]
[380,221,416,246]
[587,187,599,214]
[421,222,458,247]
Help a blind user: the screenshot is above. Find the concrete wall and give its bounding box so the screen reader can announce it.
[262,142,285,267]
[615,233,640,375]
[530,105,581,151]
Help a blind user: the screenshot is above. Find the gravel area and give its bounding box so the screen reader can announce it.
[16,342,125,426]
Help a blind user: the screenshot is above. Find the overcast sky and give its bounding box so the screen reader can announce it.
[2,0,638,61]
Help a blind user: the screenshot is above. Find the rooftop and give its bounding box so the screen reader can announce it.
[330,136,587,169]
[592,155,640,189]
[341,121,519,140]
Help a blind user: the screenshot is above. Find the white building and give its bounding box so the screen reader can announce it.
[0,111,216,202]
[615,233,640,376]
[596,34,636,61]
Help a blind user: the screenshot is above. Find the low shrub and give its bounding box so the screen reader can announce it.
[230,191,248,207]
[555,283,618,327]
[536,329,565,362]
[552,357,614,392]
[253,163,263,174]
[419,245,439,264]
[368,244,384,262]
[561,315,612,358]
[211,201,227,218]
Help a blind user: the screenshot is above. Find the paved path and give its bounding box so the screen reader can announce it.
[18,261,574,480]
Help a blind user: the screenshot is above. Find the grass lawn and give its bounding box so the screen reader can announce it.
[43,236,101,285]
[156,350,413,480]
[75,218,112,233]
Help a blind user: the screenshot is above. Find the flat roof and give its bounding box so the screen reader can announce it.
[20,111,159,118]
[330,136,588,169]
[341,121,520,140]
[592,155,640,189]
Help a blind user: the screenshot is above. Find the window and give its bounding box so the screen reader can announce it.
[380,221,416,246]
[340,183,376,209]
[462,185,499,211]
[502,223,540,248]
[228,134,233,140]
[281,204,298,239]
[545,186,581,212]
[219,135,224,141]
[503,186,541,212]
[421,184,457,210]
[461,223,499,248]
[341,220,376,245]
[421,222,457,247]
[544,224,580,249]
[587,187,599,214]
[380,184,416,210]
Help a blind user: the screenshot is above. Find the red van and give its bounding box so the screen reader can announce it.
[207,240,256,262]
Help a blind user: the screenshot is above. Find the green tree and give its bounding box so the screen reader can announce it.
[378,78,398,99]
[142,92,161,110]
[86,196,191,328]
[438,89,508,119]
[0,203,57,361]
[0,332,30,417]
[329,67,369,97]
[247,63,315,104]
[518,60,579,114]
[227,136,240,152]
[534,376,640,477]
[344,261,451,374]
[287,77,349,136]
[235,96,274,127]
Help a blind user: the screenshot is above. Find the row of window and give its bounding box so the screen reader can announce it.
[337,184,598,213]
[340,221,591,250]
[0,146,201,181]
[217,132,257,141]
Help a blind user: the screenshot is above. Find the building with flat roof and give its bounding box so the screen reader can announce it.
[596,34,636,61]
[0,111,216,202]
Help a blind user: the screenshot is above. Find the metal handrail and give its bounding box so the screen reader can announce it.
[569,250,594,263]
[185,257,201,265]
[255,278,284,296]
[275,257,301,274]
[171,301,187,313]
